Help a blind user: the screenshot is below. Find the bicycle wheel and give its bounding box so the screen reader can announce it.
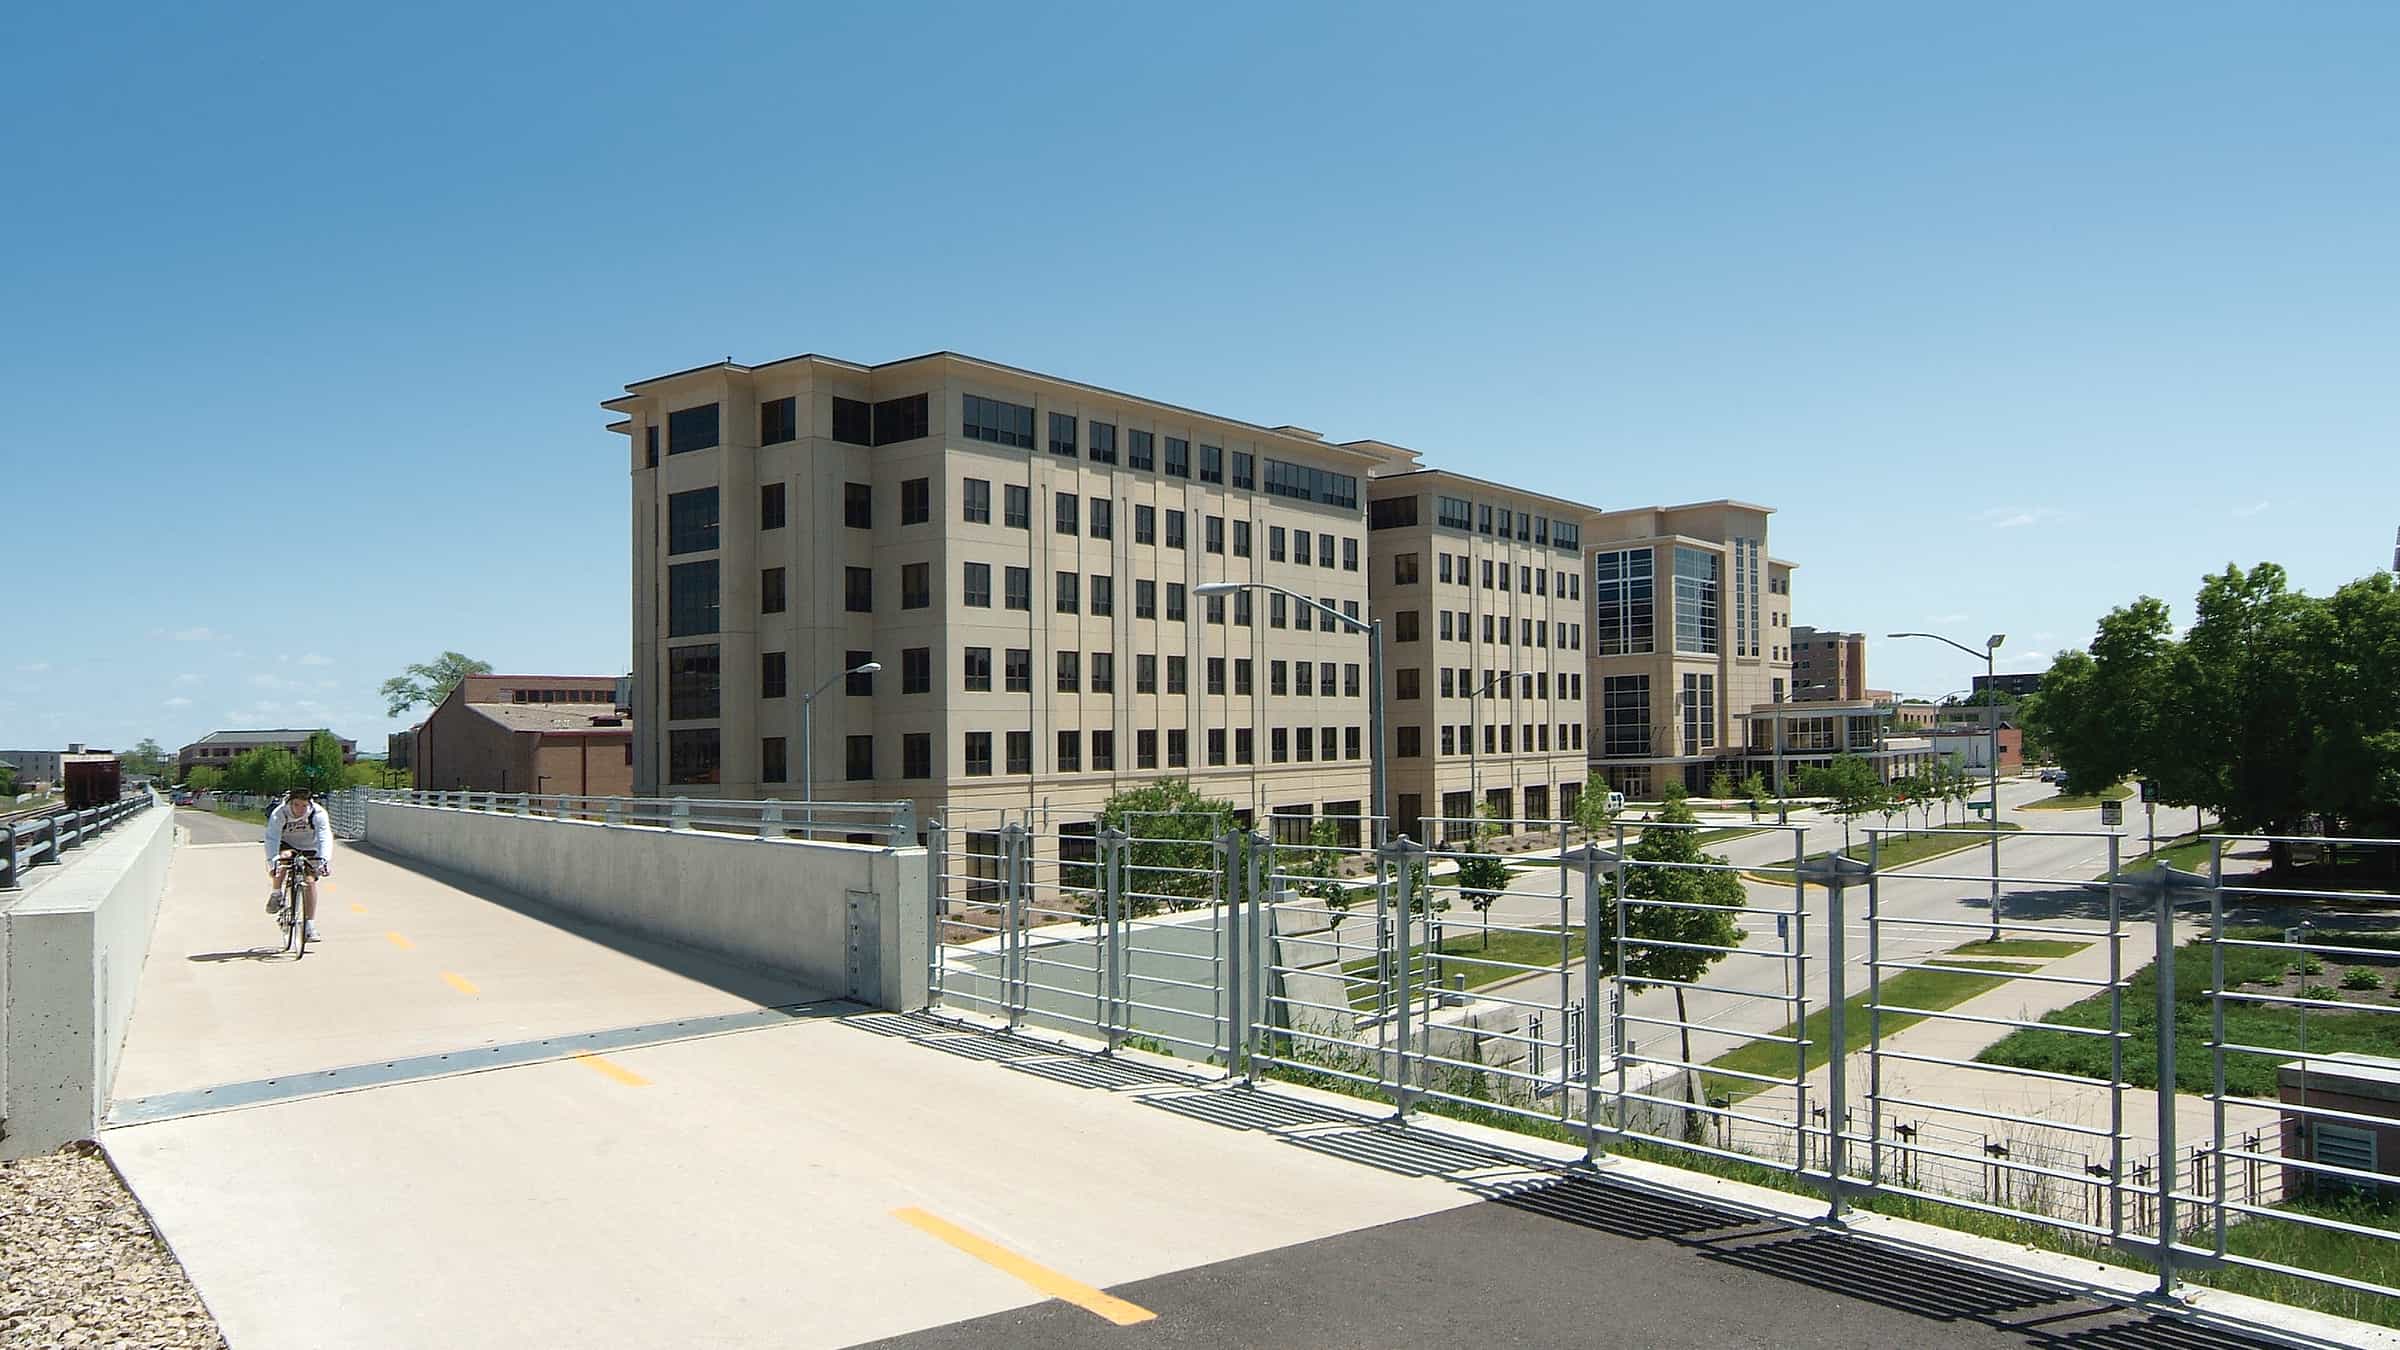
[291,871,309,958]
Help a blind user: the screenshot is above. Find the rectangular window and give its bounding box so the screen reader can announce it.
[1092,730,1116,771]
[903,733,932,779]
[1681,673,1717,755]
[760,482,786,530]
[760,397,797,446]
[1138,656,1157,693]
[962,393,1034,448]
[1004,484,1030,529]
[1055,492,1078,535]
[645,425,659,467]
[670,728,721,784]
[1137,729,1158,769]
[1167,729,1188,768]
[964,561,991,607]
[1127,429,1154,471]
[1207,729,1227,766]
[1135,505,1156,544]
[761,735,787,783]
[1269,526,1286,561]
[1437,495,1472,530]
[1296,602,1313,633]
[1167,656,1187,694]
[845,735,873,781]
[1231,451,1254,490]
[1594,547,1656,655]
[1395,611,1420,642]
[1235,591,1252,626]
[847,652,876,696]
[1165,510,1186,549]
[1165,583,1184,621]
[1271,728,1288,763]
[1091,575,1113,617]
[1295,662,1313,696]
[1204,594,1225,625]
[1057,650,1080,693]
[963,646,991,692]
[1293,529,1311,566]
[1091,652,1114,693]
[1397,726,1422,758]
[844,566,873,613]
[832,397,871,446]
[1295,726,1313,762]
[964,732,992,777]
[1603,675,1650,757]
[1049,411,1078,457]
[668,488,719,556]
[1260,459,1359,508]
[1206,657,1227,695]
[900,477,930,525]
[902,646,930,695]
[1206,515,1224,554]
[1397,668,1421,700]
[1236,658,1254,695]
[845,482,872,530]
[1057,730,1081,772]
[1394,553,1419,585]
[1370,496,1419,531]
[1200,443,1223,484]
[1005,566,1030,610]
[902,562,930,610]
[1006,730,1031,774]
[1674,546,1721,655]
[1090,498,1112,540]
[668,560,719,636]
[873,394,930,446]
[1233,520,1251,557]
[1270,661,1288,696]
[667,403,720,455]
[1163,437,1189,478]
[1005,648,1031,693]
[1236,728,1255,764]
[1440,612,1454,642]
[1342,537,1358,571]
[761,567,786,614]
[1136,579,1157,618]
[1056,571,1079,613]
[762,650,787,700]
[1345,664,1360,697]
[1088,421,1117,464]
[667,643,720,720]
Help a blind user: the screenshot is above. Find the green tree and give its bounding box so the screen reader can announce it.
[2298,572,2400,840]
[1705,768,1737,802]
[1797,754,1887,851]
[185,765,224,793]
[225,747,301,795]
[1741,772,1770,822]
[1281,817,1352,930]
[0,763,16,798]
[380,651,494,719]
[2154,564,2313,833]
[1572,771,1618,836]
[122,738,168,778]
[1066,779,1240,916]
[1590,787,1747,1134]
[296,731,349,794]
[1447,804,1514,949]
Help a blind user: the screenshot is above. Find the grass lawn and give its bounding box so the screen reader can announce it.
[1339,925,1585,1011]
[2090,832,2216,879]
[1975,929,2400,1096]
[1700,959,2025,1100]
[1694,826,1769,846]
[1746,823,2023,882]
[1948,937,2092,959]
[3,792,61,816]
[2021,781,2136,810]
[2204,1194,2400,1327]
[209,803,271,826]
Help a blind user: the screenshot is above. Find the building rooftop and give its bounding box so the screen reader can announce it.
[1366,466,1605,517]
[187,729,340,745]
[467,705,634,735]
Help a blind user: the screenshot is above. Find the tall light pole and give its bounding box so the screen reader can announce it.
[1891,632,2005,939]
[801,658,881,835]
[1197,581,1386,844]
[1466,669,1523,833]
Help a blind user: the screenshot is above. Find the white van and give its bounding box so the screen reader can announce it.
[1605,791,1626,814]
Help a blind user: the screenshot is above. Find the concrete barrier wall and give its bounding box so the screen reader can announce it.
[2,801,175,1158]
[362,802,927,1011]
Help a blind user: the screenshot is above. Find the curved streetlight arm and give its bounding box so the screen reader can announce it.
[1888,631,1993,663]
[1195,580,1367,635]
[1194,578,1383,842]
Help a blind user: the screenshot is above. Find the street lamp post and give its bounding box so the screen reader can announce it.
[1466,669,1523,834]
[800,658,882,837]
[1197,581,1386,844]
[1891,632,2005,940]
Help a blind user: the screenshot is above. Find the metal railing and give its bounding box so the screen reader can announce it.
[919,811,2400,1318]
[1,792,155,889]
[362,788,917,846]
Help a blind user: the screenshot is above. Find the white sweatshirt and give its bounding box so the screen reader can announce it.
[264,800,333,864]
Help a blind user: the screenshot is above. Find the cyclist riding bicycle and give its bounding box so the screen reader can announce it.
[265,787,333,942]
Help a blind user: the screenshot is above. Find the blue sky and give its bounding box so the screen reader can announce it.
[5,1,2395,754]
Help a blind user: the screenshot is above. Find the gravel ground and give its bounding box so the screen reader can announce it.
[1,1143,225,1349]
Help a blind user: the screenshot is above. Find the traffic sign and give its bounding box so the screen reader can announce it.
[2139,779,2158,804]
[1775,913,1789,940]
[2100,799,2123,826]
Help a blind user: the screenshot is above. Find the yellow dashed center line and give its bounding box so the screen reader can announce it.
[350,902,367,914]
[441,972,480,997]
[891,1207,1155,1326]
[384,932,414,950]
[574,1053,649,1087]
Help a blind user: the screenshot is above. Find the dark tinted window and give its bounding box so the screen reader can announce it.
[847,651,875,695]
[761,736,787,783]
[845,566,872,612]
[1200,444,1223,483]
[902,477,930,525]
[845,482,871,529]
[1049,411,1077,457]
[760,397,797,445]
[667,488,718,556]
[667,644,720,720]
[832,397,872,446]
[1089,422,1117,464]
[1164,437,1189,477]
[872,393,929,446]
[667,404,719,455]
[644,425,659,467]
[903,647,931,694]
[1127,429,1154,470]
[963,394,1034,448]
[761,650,786,700]
[668,729,719,784]
[760,567,786,614]
[845,735,874,780]
[760,482,786,530]
[668,560,718,636]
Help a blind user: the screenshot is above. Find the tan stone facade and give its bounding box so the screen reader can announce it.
[1583,502,1794,797]
[1366,469,1593,838]
[607,352,1393,844]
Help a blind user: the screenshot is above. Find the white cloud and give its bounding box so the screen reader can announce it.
[2232,500,2270,518]
[298,653,333,667]
[318,680,339,690]
[175,673,203,685]
[161,626,225,642]
[164,696,192,708]
[1983,507,2062,530]
[14,661,50,673]
[1927,613,1968,624]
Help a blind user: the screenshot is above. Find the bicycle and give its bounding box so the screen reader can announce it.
[271,848,323,957]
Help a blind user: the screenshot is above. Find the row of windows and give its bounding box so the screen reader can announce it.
[1396,552,1583,599]
[1394,668,1587,703]
[693,645,1366,716]
[1426,495,1581,551]
[1395,723,1586,758]
[1394,610,1586,651]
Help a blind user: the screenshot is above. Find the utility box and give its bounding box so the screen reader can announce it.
[2278,1053,2400,1200]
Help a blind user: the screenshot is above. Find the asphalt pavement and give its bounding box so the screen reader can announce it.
[174,805,260,846]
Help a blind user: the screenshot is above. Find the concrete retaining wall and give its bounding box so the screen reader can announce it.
[2,801,175,1157]
[362,802,927,1010]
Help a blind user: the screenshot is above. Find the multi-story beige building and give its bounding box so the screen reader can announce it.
[1366,469,1593,841]
[605,350,1399,855]
[1584,502,1795,797]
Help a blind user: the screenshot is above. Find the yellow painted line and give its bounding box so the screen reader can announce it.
[891,1207,1154,1326]
[384,931,414,950]
[350,902,367,914]
[441,971,480,997]
[573,1053,649,1087]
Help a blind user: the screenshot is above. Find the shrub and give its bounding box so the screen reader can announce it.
[2292,955,2325,976]
[2340,967,2383,991]
[2300,983,2341,1002]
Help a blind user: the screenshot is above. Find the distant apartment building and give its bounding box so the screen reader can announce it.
[1790,626,1867,702]
[606,350,1395,853]
[176,729,357,776]
[1925,724,2022,775]
[0,748,67,788]
[1740,700,1935,790]
[1585,502,1795,796]
[411,675,632,796]
[1366,469,1593,840]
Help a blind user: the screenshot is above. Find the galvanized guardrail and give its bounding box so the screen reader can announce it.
[363,788,918,846]
[922,811,2400,1318]
[1,792,155,889]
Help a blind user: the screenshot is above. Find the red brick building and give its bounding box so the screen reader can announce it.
[411,675,634,797]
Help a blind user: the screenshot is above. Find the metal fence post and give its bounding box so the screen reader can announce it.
[2118,860,2213,1298]
[1219,830,1246,1077]
[2,822,17,889]
[670,797,691,832]
[39,815,59,868]
[925,820,946,1011]
[760,800,783,841]
[1570,841,1621,1160]
[1797,851,1871,1221]
[1097,826,1129,1052]
[605,797,622,827]
[1380,834,1429,1120]
[1001,823,1029,1031]
[1247,830,1271,1084]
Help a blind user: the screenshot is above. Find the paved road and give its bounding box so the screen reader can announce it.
[175,805,260,846]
